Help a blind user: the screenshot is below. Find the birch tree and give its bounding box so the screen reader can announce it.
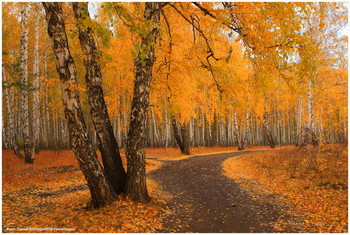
[32,3,40,152]
[3,66,23,159]
[72,2,126,194]
[125,2,161,202]
[42,2,116,208]
[20,4,35,163]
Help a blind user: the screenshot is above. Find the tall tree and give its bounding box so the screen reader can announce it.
[42,2,116,208]
[171,116,191,155]
[32,3,41,152]
[72,2,127,194]
[295,96,303,146]
[262,95,276,148]
[3,66,23,159]
[233,109,245,150]
[20,3,34,163]
[125,2,161,202]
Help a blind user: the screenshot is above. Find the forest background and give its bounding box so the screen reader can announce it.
[2,2,347,153]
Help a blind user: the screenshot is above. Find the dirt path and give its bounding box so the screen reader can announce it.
[150,151,299,233]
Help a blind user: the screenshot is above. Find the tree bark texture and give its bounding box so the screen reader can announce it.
[244,106,250,147]
[303,78,318,147]
[20,4,35,164]
[42,2,115,208]
[296,96,303,147]
[72,2,127,194]
[233,110,245,150]
[263,96,276,148]
[171,115,191,155]
[171,116,184,153]
[180,123,191,155]
[32,4,40,153]
[3,66,23,159]
[125,2,161,202]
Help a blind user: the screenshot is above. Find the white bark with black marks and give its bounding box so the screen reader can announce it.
[125,2,161,202]
[32,4,40,152]
[43,2,116,208]
[20,4,34,164]
[296,96,303,146]
[3,66,23,159]
[72,2,127,194]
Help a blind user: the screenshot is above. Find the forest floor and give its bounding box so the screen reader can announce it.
[223,144,348,233]
[2,146,259,233]
[2,145,347,233]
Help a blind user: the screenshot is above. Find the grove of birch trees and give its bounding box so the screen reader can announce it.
[2,2,347,206]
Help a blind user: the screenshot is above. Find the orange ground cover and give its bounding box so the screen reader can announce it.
[223,144,348,233]
[2,146,252,233]
[2,149,165,233]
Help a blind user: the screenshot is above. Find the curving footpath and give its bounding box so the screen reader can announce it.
[150,151,299,233]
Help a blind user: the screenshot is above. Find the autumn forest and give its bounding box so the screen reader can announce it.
[2,2,348,233]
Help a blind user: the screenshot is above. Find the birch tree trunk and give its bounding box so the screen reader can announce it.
[303,79,318,147]
[233,110,245,150]
[3,66,23,159]
[32,4,40,153]
[308,79,318,147]
[211,114,218,146]
[122,88,128,148]
[244,106,250,147]
[43,2,116,208]
[43,52,51,149]
[180,122,191,154]
[3,122,8,149]
[125,2,161,202]
[171,116,190,154]
[150,107,159,146]
[296,96,303,146]
[73,2,127,194]
[263,96,276,148]
[164,113,170,147]
[20,4,35,164]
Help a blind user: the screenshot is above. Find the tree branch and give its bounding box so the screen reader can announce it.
[169,3,223,93]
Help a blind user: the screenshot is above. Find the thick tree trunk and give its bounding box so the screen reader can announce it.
[43,2,115,208]
[73,2,127,194]
[20,4,34,164]
[171,116,184,153]
[180,122,191,155]
[171,116,191,154]
[263,117,276,148]
[32,5,40,153]
[125,2,161,202]
[262,96,276,148]
[3,66,23,159]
